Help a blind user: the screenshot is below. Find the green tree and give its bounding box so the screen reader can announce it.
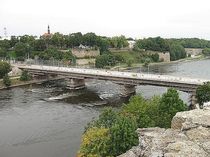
[151,53,159,62]
[20,70,32,81]
[14,42,30,59]
[169,43,186,61]
[85,108,118,131]
[109,116,138,156]
[3,74,11,87]
[121,95,159,128]
[95,53,121,68]
[0,47,7,58]
[10,36,19,47]
[202,48,210,56]
[135,37,170,52]
[196,82,210,108]
[0,61,11,78]
[80,108,138,157]
[110,36,129,49]
[157,88,187,128]
[79,127,111,157]
[51,32,65,48]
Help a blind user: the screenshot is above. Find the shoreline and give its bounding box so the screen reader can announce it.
[111,55,207,70]
[0,78,63,90]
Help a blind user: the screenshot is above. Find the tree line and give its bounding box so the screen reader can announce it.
[0,33,129,61]
[1,34,210,63]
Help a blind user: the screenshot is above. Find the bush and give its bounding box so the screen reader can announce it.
[196,82,210,108]
[3,74,11,87]
[121,95,159,128]
[79,108,138,157]
[20,70,32,81]
[109,116,138,156]
[121,88,187,128]
[79,127,111,157]
[0,61,11,78]
[79,88,187,157]
[157,88,187,128]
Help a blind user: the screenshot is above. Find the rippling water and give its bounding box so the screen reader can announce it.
[0,59,210,157]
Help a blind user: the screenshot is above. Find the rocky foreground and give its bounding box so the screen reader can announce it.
[119,106,210,157]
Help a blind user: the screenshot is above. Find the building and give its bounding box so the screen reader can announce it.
[185,48,203,57]
[42,25,53,38]
[127,40,136,49]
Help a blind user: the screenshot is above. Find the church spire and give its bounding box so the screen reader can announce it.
[48,25,50,34]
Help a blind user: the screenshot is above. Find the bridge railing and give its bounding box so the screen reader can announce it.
[12,59,124,71]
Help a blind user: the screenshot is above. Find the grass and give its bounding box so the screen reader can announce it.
[112,51,142,63]
[0,77,28,89]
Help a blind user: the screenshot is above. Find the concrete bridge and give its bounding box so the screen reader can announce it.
[14,64,210,108]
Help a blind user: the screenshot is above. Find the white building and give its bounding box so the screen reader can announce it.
[127,40,136,49]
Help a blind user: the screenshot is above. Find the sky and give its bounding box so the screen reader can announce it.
[1,0,210,39]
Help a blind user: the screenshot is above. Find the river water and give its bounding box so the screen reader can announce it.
[0,59,210,157]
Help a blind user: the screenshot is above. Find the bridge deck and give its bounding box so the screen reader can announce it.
[15,64,209,86]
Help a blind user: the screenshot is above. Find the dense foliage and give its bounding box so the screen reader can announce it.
[79,88,187,156]
[196,82,210,108]
[3,74,11,87]
[95,53,124,68]
[121,88,187,128]
[135,37,170,52]
[1,34,210,65]
[79,108,138,157]
[20,70,32,81]
[0,61,11,78]
[202,48,210,56]
[169,43,186,61]
[157,88,187,128]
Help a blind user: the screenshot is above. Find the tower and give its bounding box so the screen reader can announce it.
[47,25,50,34]
[3,27,7,38]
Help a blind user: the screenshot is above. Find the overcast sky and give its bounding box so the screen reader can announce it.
[1,0,210,39]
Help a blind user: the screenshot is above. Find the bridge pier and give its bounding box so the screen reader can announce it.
[189,94,197,109]
[120,85,136,97]
[65,78,85,90]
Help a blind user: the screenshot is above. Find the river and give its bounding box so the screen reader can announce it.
[0,59,210,157]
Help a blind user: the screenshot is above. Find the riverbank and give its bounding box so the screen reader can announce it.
[111,55,206,71]
[0,77,62,90]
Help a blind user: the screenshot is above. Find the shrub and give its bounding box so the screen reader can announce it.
[196,82,210,108]
[80,108,138,157]
[157,88,187,128]
[121,95,159,128]
[0,61,11,78]
[79,127,111,157]
[20,70,32,81]
[109,116,138,156]
[3,74,11,87]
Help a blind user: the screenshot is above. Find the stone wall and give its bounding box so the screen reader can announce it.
[185,48,203,56]
[119,106,210,157]
[109,48,132,53]
[72,48,100,58]
[76,58,95,65]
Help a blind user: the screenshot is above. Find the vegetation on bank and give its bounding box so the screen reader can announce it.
[196,82,210,108]
[0,61,11,78]
[1,33,210,68]
[0,61,33,88]
[78,88,187,157]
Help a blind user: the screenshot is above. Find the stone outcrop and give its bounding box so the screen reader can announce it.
[119,107,210,157]
[8,66,22,76]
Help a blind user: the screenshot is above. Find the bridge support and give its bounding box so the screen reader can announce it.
[65,78,85,90]
[120,85,136,97]
[189,94,197,109]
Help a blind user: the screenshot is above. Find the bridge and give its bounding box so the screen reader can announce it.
[14,64,210,108]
